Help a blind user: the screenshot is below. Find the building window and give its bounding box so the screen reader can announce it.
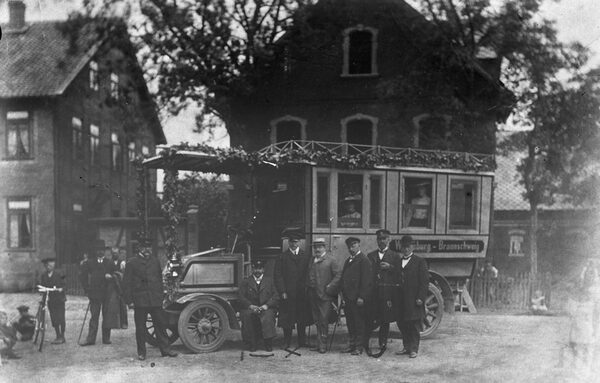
[341,113,378,153]
[370,175,382,228]
[111,132,122,171]
[127,141,136,174]
[508,229,525,257]
[316,173,330,228]
[338,173,363,228]
[72,117,83,160]
[141,144,150,156]
[270,115,307,144]
[7,198,32,249]
[89,61,99,91]
[342,25,378,76]
[110,73,119,100]
[449,179,478,230]
[90,124,100,166]
[413,113,452,150]
[6,111,31,159]
[402,177,433,228]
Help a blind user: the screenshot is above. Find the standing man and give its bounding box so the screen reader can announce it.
[79,239,117,346]
[40,258,67,344]
[122,240,177,360]
[306,238,342,353]
[274,231,312,349]
[367,229,401,352]
[340,237,372,355]
[395,235,429,358]
[110,247,128,329]
[239,260,279,352]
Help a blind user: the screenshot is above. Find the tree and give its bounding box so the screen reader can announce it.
[416,0,600,275]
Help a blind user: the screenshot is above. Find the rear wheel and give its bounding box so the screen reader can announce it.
[178,299,228,353]
[421,282,444,338]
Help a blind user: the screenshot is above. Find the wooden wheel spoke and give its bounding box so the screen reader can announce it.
[427,303,439,310]
[425,295,435,304]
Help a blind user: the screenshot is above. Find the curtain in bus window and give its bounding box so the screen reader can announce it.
[449,180,476,229]
[403,178,433,228]
[338,174,363,228]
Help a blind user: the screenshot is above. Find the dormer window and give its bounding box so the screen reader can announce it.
[342,25,378,76]
[270,115,307,144]
[89,61,99,91]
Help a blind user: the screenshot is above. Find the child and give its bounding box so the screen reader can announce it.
[0,310,20,362]
[13,305,35,341]
[531,290,548,315]
[40,257,67,344]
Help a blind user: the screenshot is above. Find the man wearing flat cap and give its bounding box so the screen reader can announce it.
[79,239,117,346]
[306,238,342,353]
[340,237,372,355]
[14,305,35,341]
[395,235,429,358]
[40,258,67,344]
[239,260,280,352]
[274,230,312,349]
[366,229,402,352]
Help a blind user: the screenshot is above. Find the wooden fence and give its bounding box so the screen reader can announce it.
[470,272,553,310]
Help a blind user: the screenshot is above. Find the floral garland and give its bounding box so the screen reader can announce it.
[161,162,182,302]
[164,142,495,172]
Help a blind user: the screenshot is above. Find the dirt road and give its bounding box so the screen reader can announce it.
[0,293,593,383]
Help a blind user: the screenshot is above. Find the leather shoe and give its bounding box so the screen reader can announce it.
[265,344,273,352]
[395,348,409,355]
[161,350,178,357]
[350,349,363,356]
[102,340,112,345]
[138,354,146,361]
[80,341,95,346]
[341,347,356,353]
[51,338,65,345]
[409,352,418,358]
[309,346,319,351]
[318,348,327,354]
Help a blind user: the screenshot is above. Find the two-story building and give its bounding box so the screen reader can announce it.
[0,0,165,291]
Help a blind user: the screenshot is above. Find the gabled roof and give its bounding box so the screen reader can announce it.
[0,21,100,98]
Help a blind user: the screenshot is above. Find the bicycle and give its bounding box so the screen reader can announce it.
[33,285,61,352]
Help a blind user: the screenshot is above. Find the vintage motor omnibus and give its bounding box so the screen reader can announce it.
[142,139,494,352]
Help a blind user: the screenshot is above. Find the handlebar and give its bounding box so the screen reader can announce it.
[37,285,62,293]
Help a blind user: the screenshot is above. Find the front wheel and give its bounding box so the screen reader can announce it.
[178,299,228,353]
[420,282,444,338]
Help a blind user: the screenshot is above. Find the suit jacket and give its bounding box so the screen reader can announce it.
[122,254,165,308]
[40,270,67,305]
[341,252,372,303]
[79,257,116,300]
[398,254,429,321]
[238,276,279,309]
[306,253,342,301]
[274,248,310,299]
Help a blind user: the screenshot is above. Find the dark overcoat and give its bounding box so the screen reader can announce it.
[238,276,280,310]
[341,252,372,303]
[40,270,67,306]
[122,255,165,308]
[367,248,402,324]
[274,248,313,328]
[397,255,429,322]
[79,258,116,300]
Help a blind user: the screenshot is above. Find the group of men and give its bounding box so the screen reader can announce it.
[238,230,429,358]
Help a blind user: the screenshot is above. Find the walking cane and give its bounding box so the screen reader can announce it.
[78,302,90,345]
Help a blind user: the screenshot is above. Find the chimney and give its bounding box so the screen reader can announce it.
[8,0,26,30]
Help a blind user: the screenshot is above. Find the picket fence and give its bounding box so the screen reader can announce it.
[469,272,553,310]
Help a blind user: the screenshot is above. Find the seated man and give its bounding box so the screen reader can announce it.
[238,260,279,352]
[0,310,20,361]
[14,305,35,341]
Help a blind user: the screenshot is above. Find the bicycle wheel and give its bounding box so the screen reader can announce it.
[33,303,43,344]
[38,308,46,352]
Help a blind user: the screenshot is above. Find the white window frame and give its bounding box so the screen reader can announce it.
[399,173,436,234]
[110,73,119,100]
[342,25,379,77]
[7,197,33,249]
[89,61,99,91]
[269,115,307,144]
[72,117,83,160]
[111,132,122,171]
[447,175,481,234]
[508,229,525,257]
[6,111,32,159]
[89,124,100,166]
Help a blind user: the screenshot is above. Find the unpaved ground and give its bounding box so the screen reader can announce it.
[0,293,595,383]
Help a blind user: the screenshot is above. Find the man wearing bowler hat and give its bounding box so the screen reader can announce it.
[395,235,429,358]
[40,257,67,344]
[239,260,279,352]
[306,238,342,353]
[79,239,117,346]
[274,230,312,349]
[366,229,402,352]
[340,237,372,355]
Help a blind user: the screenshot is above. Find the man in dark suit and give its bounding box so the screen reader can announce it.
[274,231,312,349]
[395,235,429,358]
[366,229,401,352]
[40,258,67,344]
[122,241,177,360]
[79,239,116,346]
[239,260,280,352]
[340,237,372,355]
[306,237,342,353]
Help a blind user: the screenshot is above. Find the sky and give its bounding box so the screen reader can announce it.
[2,0,600,145]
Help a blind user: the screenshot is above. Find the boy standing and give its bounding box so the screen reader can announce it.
[40,257,67,344]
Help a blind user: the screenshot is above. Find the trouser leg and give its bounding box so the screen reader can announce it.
[283,328,292,347]
[148,307,171,354]
[345,302,357,349]
[240,310,258,349]
[134,308,148,356]
[86,299,101,343]
[379,322,390,347]
[120,301,128,327]
[356,304,367,350]
[400,320,420,353]
[297,326,307,345]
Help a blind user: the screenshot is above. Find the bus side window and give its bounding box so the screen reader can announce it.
[403,177,433,228]
[316,173,330,227]
[338,173,363,228]
[370,175,382,228]
[449,180,477,229]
